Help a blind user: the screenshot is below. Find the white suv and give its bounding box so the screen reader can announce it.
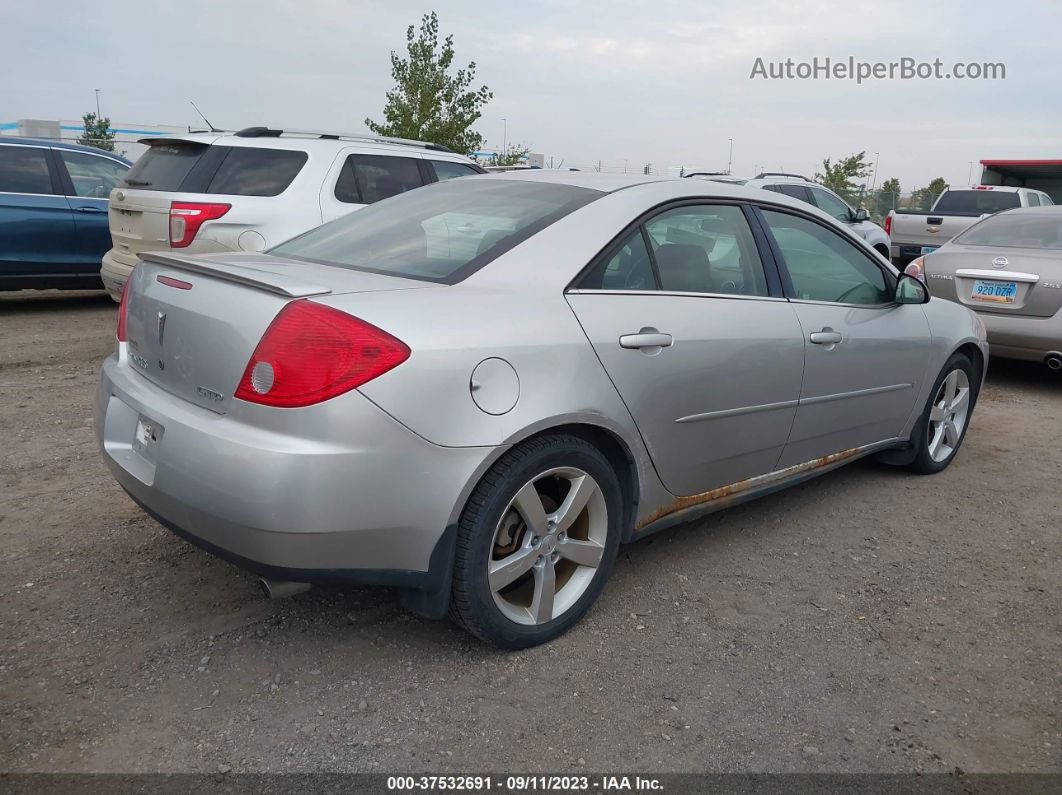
[101,127,485,300]
[696,172,892,260]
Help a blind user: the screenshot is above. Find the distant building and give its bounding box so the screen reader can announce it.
[0,118,185,159]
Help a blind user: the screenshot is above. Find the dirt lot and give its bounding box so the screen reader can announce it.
[1,290,1059,775]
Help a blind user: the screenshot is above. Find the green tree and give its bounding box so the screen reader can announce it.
[488,144,530,167]
[815,151,872,194]
[875,177,901,215]
[911,177,948,210]
[365,12,492,156]
[77,112,116,152]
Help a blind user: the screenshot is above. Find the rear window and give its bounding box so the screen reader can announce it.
[272,179,600,284]
[205,148,307,196]
[121,141,208,190]
[121,141,306,195]
[933,190,1021,215]
[954,212,1062,249]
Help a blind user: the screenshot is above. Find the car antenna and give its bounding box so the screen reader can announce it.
[189,100,222,133]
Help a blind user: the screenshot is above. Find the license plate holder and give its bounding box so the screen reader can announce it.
[971,279,1017,303]
[117,209,138,236]
[133,416,163,460]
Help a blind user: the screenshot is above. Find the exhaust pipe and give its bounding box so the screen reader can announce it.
[258,577,311,600]
[1045,352,1062,371]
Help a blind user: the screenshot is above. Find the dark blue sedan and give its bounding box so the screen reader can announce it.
[0,137,131,290]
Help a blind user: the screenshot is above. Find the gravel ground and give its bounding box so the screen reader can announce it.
[1,290,1059,775]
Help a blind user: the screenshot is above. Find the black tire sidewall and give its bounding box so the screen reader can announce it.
[910,353,977,474]
[453,437,623,649]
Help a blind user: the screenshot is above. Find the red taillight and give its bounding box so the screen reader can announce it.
[169,201,231,248]
[116,276,132,341]
[234,301,410,408]
[883,214,892,236]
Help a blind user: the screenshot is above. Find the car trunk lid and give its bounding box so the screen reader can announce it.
[924,247,1062,317]
[123,252,435,413]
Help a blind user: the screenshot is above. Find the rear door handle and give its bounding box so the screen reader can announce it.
[619,331,673,350]
[809,331,843,345]
[73,206,106,214]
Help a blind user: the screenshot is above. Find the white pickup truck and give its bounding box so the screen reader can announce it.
[886,185,1053,265]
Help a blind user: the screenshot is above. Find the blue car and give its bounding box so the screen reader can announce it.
[0,137,131,290]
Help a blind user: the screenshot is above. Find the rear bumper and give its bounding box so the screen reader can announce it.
[95,352,497,588]
[101,249,132,301]
[978,308,1062,362]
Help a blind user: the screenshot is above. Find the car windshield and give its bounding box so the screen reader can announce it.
[933,190,1021,215]
[270,179,601,283]
[954,211,1062,249]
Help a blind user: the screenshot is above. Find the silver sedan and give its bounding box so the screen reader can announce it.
[95,172,988,647]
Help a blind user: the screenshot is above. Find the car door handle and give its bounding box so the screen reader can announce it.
[73,206,106,214]
[809,330,843,345]
[619,331,673,349]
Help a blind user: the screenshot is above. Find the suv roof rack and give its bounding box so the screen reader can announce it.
[682,171,730,178]
[232,126,454,153]
[756,171,810,182]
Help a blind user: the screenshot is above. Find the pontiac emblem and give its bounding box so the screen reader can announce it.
[992,256,1008,269]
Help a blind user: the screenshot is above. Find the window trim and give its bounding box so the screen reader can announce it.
[751,203,899,309]
[567,198,786,298]
[53,147,130,198]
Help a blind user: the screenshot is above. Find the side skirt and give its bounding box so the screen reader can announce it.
[630,438,906,540]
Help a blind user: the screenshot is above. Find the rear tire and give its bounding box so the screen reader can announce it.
[906,353,977,474]
[449,434,623,649]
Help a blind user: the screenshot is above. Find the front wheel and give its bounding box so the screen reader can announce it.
[449,435,623,648]
[907,353,977,474]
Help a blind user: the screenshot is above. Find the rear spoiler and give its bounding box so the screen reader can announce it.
[137,134,222,147]
[140,252,331,298]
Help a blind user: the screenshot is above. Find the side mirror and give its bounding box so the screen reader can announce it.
[896,273,929,304]
[853,207,870,222]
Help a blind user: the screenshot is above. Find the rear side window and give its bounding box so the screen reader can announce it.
[0,145,54,194]
[765,183,811,203]
[430,160,481,182]
[334,154,424,204]
[933,190,1021,214]
[58,150,128,198]
[121,141,208,190]
[1027,193,1041,207]
[205,148,307,196]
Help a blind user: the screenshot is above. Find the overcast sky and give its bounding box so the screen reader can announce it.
[2,0,1059,190]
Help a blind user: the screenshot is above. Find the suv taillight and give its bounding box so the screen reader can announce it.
[169,201,231,248]
[883,214,892,236]
[234,301,410,408]
[116,275,132,341]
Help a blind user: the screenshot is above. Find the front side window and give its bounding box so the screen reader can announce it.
[0,145,53,195]
[430,160,480,182]
[761,209,891,305]
[58,150,128,198]
[1039,193,1054,206]
[334,154,424,204]
[205,147,306,196]
[273,178,599,283]
[809,187,854,223]
[644,205,769,296]
[1027,193,1041,207]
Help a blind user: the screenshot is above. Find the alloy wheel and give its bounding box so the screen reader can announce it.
[927,368,971,463]
[488,467,608,626]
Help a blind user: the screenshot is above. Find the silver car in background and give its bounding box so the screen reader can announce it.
[914,206,1062,369]
[95,172,988,648]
